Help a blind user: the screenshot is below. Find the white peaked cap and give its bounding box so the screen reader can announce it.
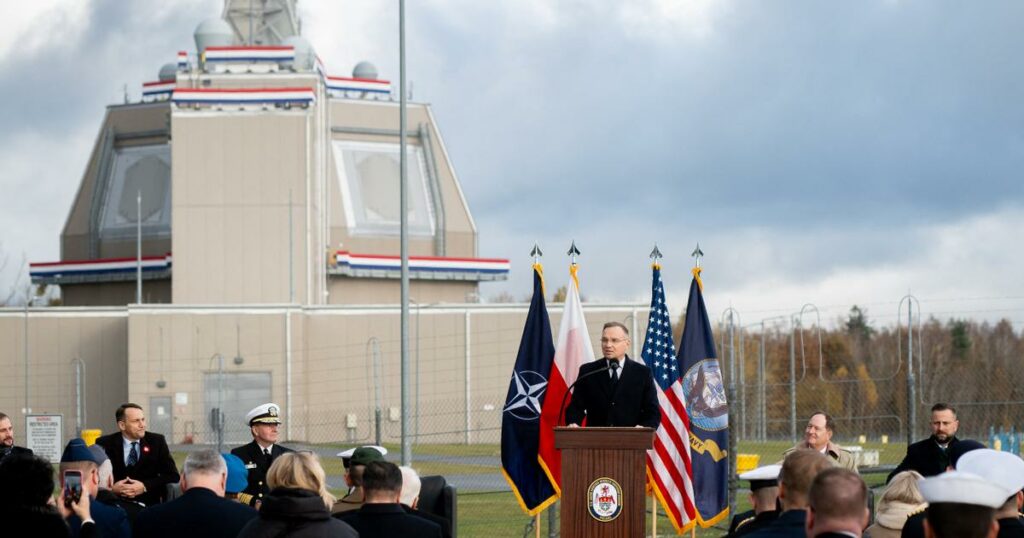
[738,464,781,481]
[245,402,283,425]
[336,445,389,458]
[918,471,1011,508]
[957,449,1024,497]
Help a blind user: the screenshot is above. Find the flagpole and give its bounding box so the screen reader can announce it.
[535,513,540,538]
[651,495,657,537]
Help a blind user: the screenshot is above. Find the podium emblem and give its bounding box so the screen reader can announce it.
[587,477,622,522]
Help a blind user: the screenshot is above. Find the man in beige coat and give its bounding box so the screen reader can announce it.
[781,412,857,472]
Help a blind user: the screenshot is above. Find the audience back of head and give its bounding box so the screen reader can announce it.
[362,461,403,502]
[808,467,869,531]
[0,453,54,507]
[399,466,421,507]
[780,449,832,510]
[267,451,336,509]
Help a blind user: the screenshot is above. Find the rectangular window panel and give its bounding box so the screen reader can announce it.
[332,140,436,236]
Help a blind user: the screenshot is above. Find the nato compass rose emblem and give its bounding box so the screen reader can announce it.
[503,370,548,421]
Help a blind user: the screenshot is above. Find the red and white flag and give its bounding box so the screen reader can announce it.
[537,263,595,491]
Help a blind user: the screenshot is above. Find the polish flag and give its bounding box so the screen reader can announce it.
[537,264,595,491]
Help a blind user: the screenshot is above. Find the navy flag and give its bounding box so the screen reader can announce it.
[678,267,729,526]
[500,264,558,515]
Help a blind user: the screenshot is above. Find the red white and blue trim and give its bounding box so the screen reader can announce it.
[325,76,391,95]
[203,46,295,63]
[30,254,172,284]
[332,251,509,281]
[142,80,176,99]
[177,50,189,69]
[172,87,316,106]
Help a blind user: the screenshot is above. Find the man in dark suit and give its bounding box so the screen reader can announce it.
[132,449,257,538]
[887,403,960,483]
[565,322,660,428]
[335,461,442,537]
[96,403,180,507]
[230,402,293,507]
[804,468,869,538]
[0,411,33,463]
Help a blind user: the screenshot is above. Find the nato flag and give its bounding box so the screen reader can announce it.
[500,264,558,515]
[678,268,730,526]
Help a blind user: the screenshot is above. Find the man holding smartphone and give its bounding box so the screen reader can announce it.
[60,437,131,538]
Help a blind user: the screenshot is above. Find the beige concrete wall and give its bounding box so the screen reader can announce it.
[123,304,650,446]
[327,279,478,305]
[0,303,654,449]
[0,309,129,445]
[171,111,314,304]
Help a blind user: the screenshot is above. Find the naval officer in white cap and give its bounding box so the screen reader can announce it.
[230,402,294,506]
[957,449,1024,538]
[729,464,782,537]
[917,470,1015,538]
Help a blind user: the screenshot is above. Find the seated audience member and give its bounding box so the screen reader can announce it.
[60,438,130,538]
[805,467,869,537]
[730,464,782,537]
[333,445,386,514]
[95,403,180,507]
[89,444,143,523]
[865,471,926,538]
[0,452,97,537]
[747,449,833,537]
[237,452,357,538]
[917,471,1011,538]
[133,449,257,538]
[0,411,33,462]
[399,465,452,538]
[957,449,1024,538]
[888,403,961,483]
[781,412,857,472]
[221,453,251,504]
[335,461,442,538]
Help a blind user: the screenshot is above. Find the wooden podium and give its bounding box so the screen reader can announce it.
[554,427,655,537]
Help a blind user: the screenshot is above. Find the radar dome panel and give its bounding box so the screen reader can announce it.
[99,145,172,239]
[332,140,435,237]
[223,0,300,45]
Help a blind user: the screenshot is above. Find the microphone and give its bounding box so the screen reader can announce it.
[559,359,619,426]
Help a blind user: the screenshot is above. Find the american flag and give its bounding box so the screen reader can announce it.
[641,264,696,533]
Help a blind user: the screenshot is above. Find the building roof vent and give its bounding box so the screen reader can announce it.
[194,18,235,53]
[353,61,378,80]
[283,36,314,71]
[158,63,177,82]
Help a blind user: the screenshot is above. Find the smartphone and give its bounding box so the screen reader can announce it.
[63,470,83,508]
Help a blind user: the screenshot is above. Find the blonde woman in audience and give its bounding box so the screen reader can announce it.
[237,452,358,538]
[865,470,926,538]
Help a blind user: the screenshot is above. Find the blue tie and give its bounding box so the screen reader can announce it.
[127,442,138,467]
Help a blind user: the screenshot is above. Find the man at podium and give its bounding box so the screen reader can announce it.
[565,322,660,428]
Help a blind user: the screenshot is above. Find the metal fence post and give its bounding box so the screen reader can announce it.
[465,310,472,445]
[790,316,797,443]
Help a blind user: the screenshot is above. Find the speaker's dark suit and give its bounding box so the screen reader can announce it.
[96,431,180,507]
[565,357,661,428]
[231,441,294,506]
[132,486,258,538]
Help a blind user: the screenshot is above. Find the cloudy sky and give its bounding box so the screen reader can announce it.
[1,0,1022,327]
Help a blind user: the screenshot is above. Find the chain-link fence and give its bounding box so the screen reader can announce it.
[2,297,1023,536]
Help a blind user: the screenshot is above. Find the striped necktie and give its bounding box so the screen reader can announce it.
[127,442,139,467]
